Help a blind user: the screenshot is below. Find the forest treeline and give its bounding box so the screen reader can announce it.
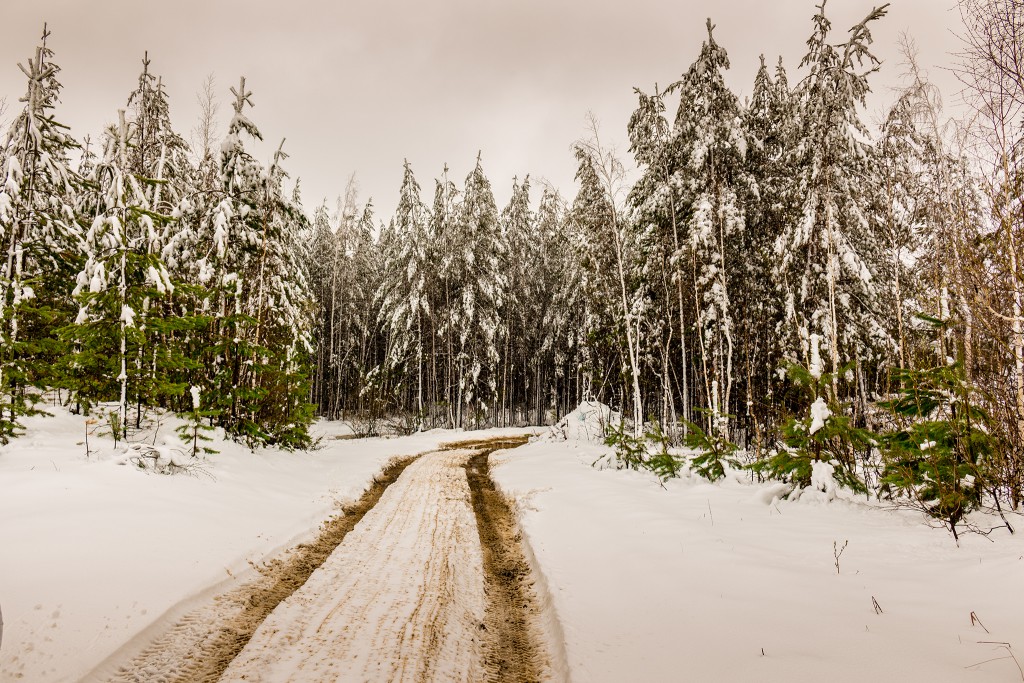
[1,2,1022,531]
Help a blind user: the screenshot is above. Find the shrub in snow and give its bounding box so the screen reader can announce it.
[597,420,649,473]
[176,385,218,458]
[116,441,208,477]
[640,420,686,482]
[681,410,740,482]
[879,363,998,541]
[749,362,871,496]
[596,420,691,483]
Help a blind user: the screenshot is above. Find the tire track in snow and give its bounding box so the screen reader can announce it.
[220,448,488,682]
[466,446,548,682]
[95,455,418,683]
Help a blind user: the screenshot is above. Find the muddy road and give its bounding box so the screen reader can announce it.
[96,435,557,683]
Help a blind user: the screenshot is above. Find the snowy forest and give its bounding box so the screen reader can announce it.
[1,0,1023,537]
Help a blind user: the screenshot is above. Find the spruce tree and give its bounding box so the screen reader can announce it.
[449,154,505,427]
[66,111,177,438]
[187,78,314,446]
[775,2,892,400]
[498,176,535,425]
[0,27,82,440]
[572,142,647,434]
[741,55,797,438]
[377,161,432,427]
[671,19,745,437]
[430,167,461,426]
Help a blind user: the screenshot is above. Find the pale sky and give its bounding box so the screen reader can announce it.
[0,0,963,219]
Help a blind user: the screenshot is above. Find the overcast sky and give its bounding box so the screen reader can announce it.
[0,0,963,219]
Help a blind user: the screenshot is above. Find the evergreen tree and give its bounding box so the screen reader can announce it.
[572,140,647,434]
[498,175,535,425]
[628,81,693,433]
[377,161,432,426]
[741,56,797,440]
[65,111,176,438]
[125,53,193,213]
[776,2,891,401]
[0,27,82,440]
[448,154,505,426]
[188,77,314,446]
[534,186,582,423]
[429,166,461,427]
[671,19,745,437]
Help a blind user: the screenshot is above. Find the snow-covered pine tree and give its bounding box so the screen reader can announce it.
[308,200,336,414]
[498,175,535,425]
[189,78,314,446]
[376,160,432,427]
[867,91,931,372]
[775,2,892,401]
[448,154,505,427]
[0,27,82,440]
[627,83,690,433]
[670,19,745,438]
[123,56,195,422]
[534,185,585,423]
[66,110,176,440]
[126,54,192,211]
[429,166,461,427]
[246,143,316,446]
[741,55,798,440]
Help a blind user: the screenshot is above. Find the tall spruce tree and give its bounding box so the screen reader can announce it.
[672,19,745,437]
[189,77,314,446]
[741,56,797,437]
[776,2,892,400]
[498,175,535,425]
[67,111,176,437]
[430,166,461,426]
[377,161,432,426]
[449,154,505,426]
[0,27,81,440]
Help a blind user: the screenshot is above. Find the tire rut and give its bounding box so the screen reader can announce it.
[465,440,548,683]
[101,455,417,683]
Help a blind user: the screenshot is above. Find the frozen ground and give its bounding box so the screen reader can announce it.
[491,437,1024,683]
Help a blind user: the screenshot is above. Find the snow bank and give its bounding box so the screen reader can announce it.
[491,440,1024,683]
[549,401,620,442]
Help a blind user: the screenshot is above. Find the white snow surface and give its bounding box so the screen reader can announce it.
[490,440,1024,683]
[0,409,525,683]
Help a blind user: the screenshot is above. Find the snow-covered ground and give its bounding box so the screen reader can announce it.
[491,438,1024,683]
[3,405,1023,682]
[0,409,521,682]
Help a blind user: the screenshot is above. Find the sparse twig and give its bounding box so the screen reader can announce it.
[967,641,1024,681]
[833,539,849,574]
[872,596,883,614]
[971,611,991,633]
[84,418,99,458]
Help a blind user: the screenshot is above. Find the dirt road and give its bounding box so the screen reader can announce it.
[99,437,554,683]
